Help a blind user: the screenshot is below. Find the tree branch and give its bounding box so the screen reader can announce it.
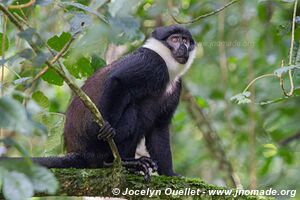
[8,0,36,9]
[32,36,76,82]
[279,131,300,146]
[0,3,121,163]
[171,0,239,24]
[0,168,264,199]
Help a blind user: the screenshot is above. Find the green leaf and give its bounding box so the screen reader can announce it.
[259,158,273,176]
[230,91,251,104]
[0,32,9,56]
[18,48,34,60]
[293,87,300,95]
[34,112,65,155]
[70,24,108,58]
[36,0,53,6]
[263,143,278,158]
[47,32,72,52]
[109,15,143,43]
[91,54,106,71]
[41,68,64,86]
[279,148,294,164]
[32,52,49,67]
[29,166,58,194]
[273,65,300,77]
[0,166,8,189]
[2,138,30,157]
[59,2,107,23]
[0,96,34,135]
[32,91,49,109]
[17,28,36,43]
[3,171,34,200]
[259,97,290,106]
[64,56,93,79]
[195,96,208,108]
[13,77,32,85]
[90,0,107,8]
[69,13,92,35]
[108,0,140,17]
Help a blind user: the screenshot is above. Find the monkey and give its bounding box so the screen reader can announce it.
[0,25,196,181]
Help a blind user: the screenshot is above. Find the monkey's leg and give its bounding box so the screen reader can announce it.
[146,127,177,176]
[104,156,158,182]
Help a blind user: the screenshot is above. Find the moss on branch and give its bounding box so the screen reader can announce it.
[33,169,272,200]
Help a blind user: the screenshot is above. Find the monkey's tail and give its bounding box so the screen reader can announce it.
[0,153,88,168]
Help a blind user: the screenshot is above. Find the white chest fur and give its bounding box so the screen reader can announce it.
[143,38,196,93]
[136,38,196,157]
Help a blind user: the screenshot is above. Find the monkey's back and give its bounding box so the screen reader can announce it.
[64,64,112,154]
[63,48,173,161]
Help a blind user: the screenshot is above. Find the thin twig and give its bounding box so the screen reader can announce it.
[182,84,243,189]
[286,0,298,96]
[279,60,289,96]
[0,15,7,138]
[51,37,75,64]
[13,12,30,27]
[3,65,21,79]
[171,0,239,24]
[32,37,76,82]
[0,3,121,163]
[8,0,36,9]
[1,15,7,97]
[243,73,276,93]
[279,131,300,146]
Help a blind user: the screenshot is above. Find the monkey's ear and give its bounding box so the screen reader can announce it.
[151,27,164,40]
[189,39,196,51]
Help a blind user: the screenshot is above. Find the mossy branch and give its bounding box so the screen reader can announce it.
[26,168,268,200]
[0,4,121,163]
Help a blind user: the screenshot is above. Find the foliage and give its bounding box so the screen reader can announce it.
[0,0,300,199]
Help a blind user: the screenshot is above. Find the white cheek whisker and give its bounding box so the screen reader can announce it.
[143,37,197,83]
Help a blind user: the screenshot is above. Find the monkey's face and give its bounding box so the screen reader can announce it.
[166,34,191,64]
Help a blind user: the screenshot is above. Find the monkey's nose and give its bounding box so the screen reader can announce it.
[178,45,188,56]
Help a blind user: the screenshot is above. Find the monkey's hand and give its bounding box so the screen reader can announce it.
[104,156,158,182]
[97,121,116,141]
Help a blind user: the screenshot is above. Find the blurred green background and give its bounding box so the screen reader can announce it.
[0,0,300,199]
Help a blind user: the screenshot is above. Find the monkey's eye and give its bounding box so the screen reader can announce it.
[171,36,179,43]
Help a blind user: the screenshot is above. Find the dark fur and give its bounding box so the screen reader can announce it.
[1,25,193,176]
[63,47,181,175]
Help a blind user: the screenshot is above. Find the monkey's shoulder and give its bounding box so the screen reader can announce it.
[116,47,168,69]
[106,47,170,80]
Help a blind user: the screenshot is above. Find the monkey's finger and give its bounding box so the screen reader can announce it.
[103,161,113,167]
[139,163,151,182]
[97,122,112,140]
[97,128,108,140]
[122,159,151,181]
[102,128,116,141]
[140,158,157,172]
[139,156,158,172]
[134,160,151,182]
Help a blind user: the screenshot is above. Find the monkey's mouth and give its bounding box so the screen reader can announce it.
[176,57,188,64]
